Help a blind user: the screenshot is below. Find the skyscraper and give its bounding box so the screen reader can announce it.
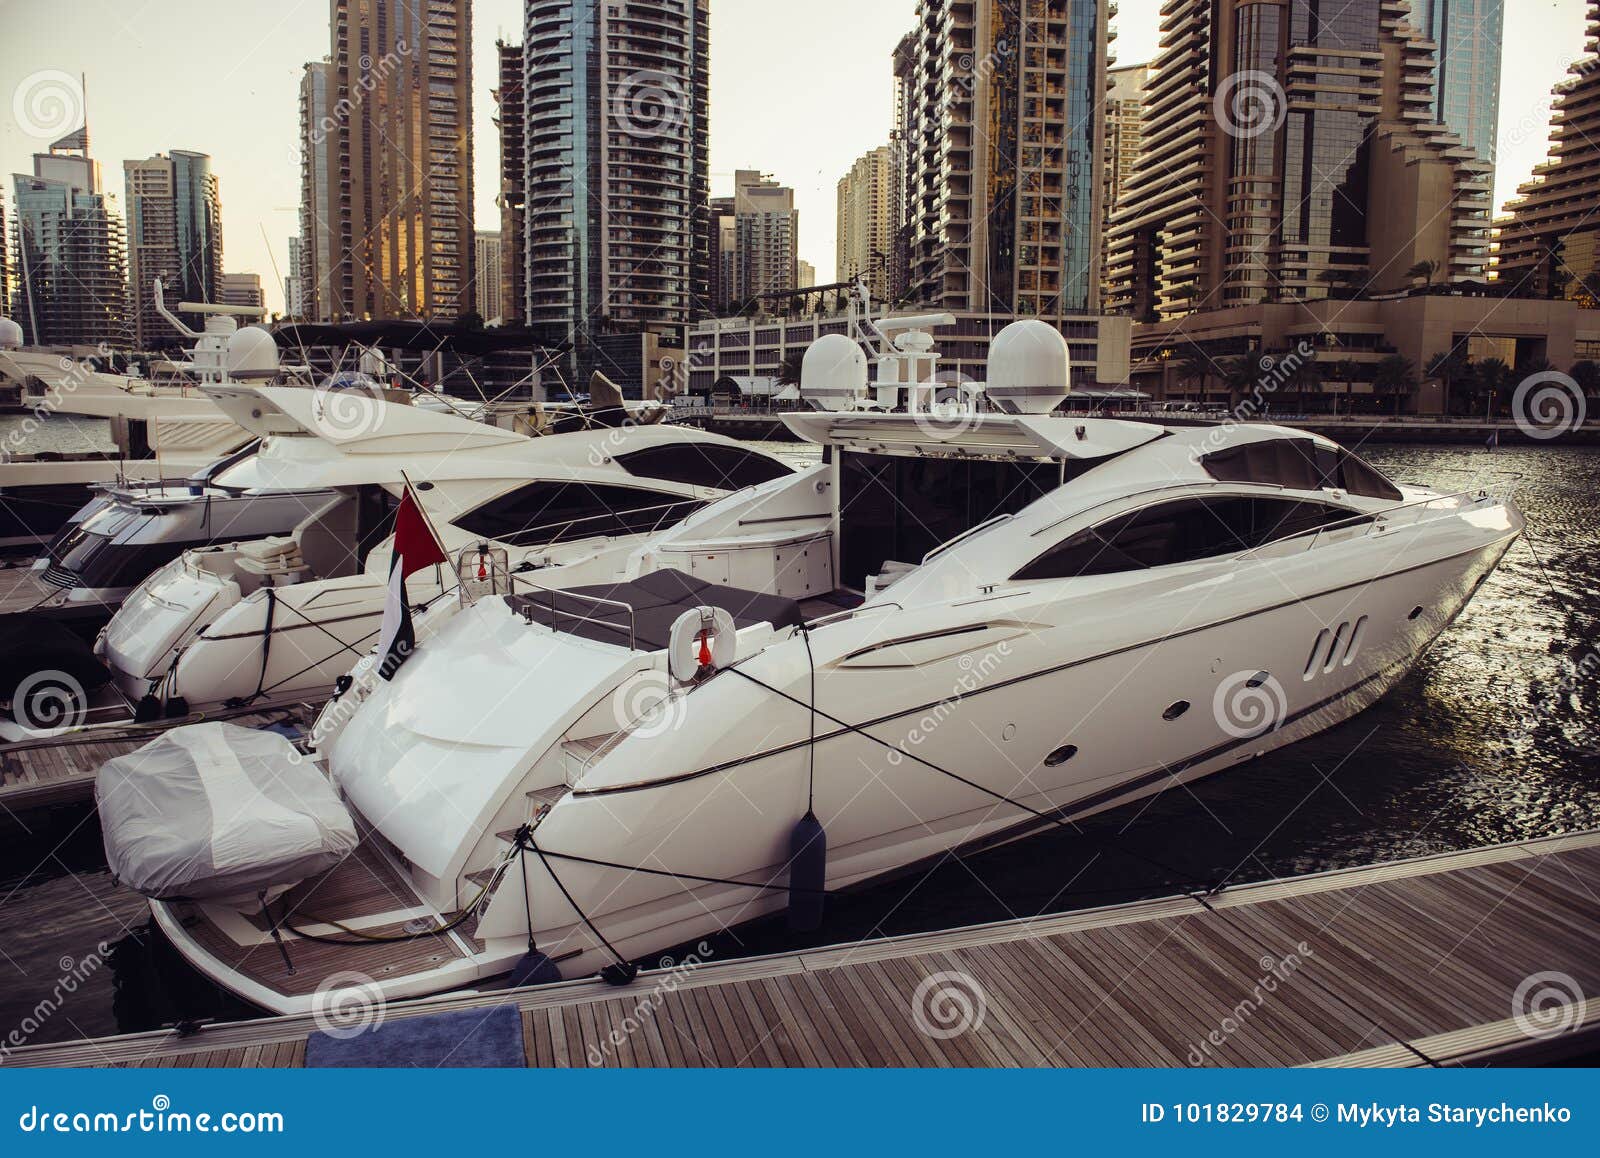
[1105,0,1493,322]
[837,145,897,303]
[709,194,736,314]
[298,59,337,322]
[521,0,711,351]
[1103,63,1149,307]
[898,0,1109,317]
[10,128,127,347]
[1497,3,1600,300]
[0,190,11,321]
[1411,0,1504,180]
[219,272,264,311]
[299,1,475,322]
[475,231,503,321]
[733,170,798,307]
[494,39,525,325]
[124,150,224,349]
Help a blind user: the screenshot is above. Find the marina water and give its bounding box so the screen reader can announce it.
[1,439,1597,1044]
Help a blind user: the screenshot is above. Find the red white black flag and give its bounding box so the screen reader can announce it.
[377,481,449,681]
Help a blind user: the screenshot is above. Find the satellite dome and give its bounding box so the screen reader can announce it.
[0,317,23,350]
[226,326,281,377]
[800,333,869,412]
[986,319,1070,413]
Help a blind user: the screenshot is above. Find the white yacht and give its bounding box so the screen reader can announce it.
[0,287,279,549]
[34,382,793,734]
[128,317,1523,1014]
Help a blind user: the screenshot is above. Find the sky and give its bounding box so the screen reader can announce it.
[0,0,1590,316]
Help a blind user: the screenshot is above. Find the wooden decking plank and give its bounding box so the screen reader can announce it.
[11,829,1600,1070]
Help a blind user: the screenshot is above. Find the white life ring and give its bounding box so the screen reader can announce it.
[668,606,738,683]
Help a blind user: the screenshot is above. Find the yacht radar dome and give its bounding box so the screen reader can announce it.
[800,333,869,412]
[985,318,1070,414]
[225,326,282,380]
[0,317,22,351]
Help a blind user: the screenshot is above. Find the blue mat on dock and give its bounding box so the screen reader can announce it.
[305,1004,524,1068]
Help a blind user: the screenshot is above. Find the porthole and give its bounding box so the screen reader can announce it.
[1044,744,1078,767]
[1162,701,1191,722]
[1408,605,1424,621]
[1246,671,1271,688]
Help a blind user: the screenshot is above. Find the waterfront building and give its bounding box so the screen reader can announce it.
[10,127,127,347]
[1105,0,1493,321]
[1496,2,1600,301]
[124,150,223,348]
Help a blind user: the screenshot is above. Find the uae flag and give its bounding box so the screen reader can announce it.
[377,481,449,680]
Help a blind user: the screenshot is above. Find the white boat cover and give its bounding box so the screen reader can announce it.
[97,723,357,901]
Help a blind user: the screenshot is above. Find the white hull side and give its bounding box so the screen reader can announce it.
[482,533,1516,978]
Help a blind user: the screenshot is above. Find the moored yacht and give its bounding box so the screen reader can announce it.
[15,382,793,737]
[130,316,1523,1014]
[0,286,282,550]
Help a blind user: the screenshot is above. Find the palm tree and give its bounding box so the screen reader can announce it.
[1472,357,1514,417]
[1570,359,1600,402]
[1285,355,1323,410]
[1372,355,1419,416]
[778,348,805,388]
[1177,348,1212,399]
[1320,266,1368,300]
[1406,259,1441,290]
[1426,348,1469,416]
[1329,357,1360,415]
[1222,355,1261,407]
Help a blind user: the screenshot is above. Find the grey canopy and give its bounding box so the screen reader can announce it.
[98,722,358,902]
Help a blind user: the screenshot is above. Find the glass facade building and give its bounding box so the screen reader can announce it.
[10,138,127,348]
[1107,0,1492,320]
[124,150,223,349]
[1412,0,1504,175]
[898,0,1110,318]
[522,0,711,357]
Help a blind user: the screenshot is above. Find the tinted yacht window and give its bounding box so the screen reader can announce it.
[615,444,791,490]
[1013,497,1367,580]
[455,482,702,546]
[1201,439,1402,501]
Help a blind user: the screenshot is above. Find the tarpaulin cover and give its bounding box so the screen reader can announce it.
[97,722,357,901]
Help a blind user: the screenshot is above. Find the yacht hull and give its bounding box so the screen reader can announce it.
[476,530,1518,980]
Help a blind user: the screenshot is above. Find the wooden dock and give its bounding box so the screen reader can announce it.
[8,828,1599,1068]
[0,707,314,813]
